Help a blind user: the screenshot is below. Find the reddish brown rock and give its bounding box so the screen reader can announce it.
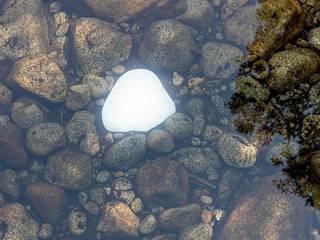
[26,181,68,224]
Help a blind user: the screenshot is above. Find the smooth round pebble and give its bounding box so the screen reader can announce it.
[147,129,175,153]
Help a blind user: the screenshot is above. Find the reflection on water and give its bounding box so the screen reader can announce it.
[0,0,320,239]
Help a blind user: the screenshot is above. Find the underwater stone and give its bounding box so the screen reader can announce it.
[147,129,175,153]
[138,215,157,235]
[139,19,195,71]
[0,83,12,114]
[179,223,213,240]
[235,76,270,102]
[102,69,176,132]
[164,112,193,140]
[309,27,320,50]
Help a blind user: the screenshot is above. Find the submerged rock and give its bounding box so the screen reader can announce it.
[70,17,132,76]
[201,42,242,80]
[225,0,304,57]
[26,181,67,224]
[178,0,214,29]
[103,134,146,170]
[179,223,213,240]
[217,176,312,240]
[135,158,189,208]
[0,203,39,240]
[217,133,258,168]
[164,112,193,140]
[97,201,140,238]
[9,54,67,102]
[139,19,195,71]
[0,83,12,114]
[45,150,92,190]
[0,0,50,61]
[147,129,175,153]
[268,48,319,91]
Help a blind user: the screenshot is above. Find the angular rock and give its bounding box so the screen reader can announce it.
[97,201,140,238]
[159,204,201,230]
[44,150,92,190]
[26,122,66,156]
[0,0,50,61]
[0,203,39,240]
[103,134,146,170]
[139,19,194,71]
[267,48,319,91]
[70,17,132,76]
[217,175,312,240]
[9,54,67,102]
[26,181,67,224]
[135,158,189,208]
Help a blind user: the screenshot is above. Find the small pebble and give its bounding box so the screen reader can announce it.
[172,72,185,87]
[130,198,144,213]
[200,195,214,206]
[38,223,53,239]
[112,65,126,75]
[138,215,157,235]
[68,210,87,235]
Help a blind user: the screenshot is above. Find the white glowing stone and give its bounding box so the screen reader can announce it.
[102,69,176,132]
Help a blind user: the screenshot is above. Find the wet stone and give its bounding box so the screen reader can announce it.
[201,42,242,80]
[138,214,157,235]
[68,210,87,235]
[103,134,146,170]
[89,187,106,206]
[265,141,299,165]
[218,133,258,168]
[309,27,320,50]
[135,158,189,208]
[44,150,92,190]
[201,125,223,142]
[70,17,132,76]
[26,181,67,224]
[11,101,45,129]
[0,83,12,114]
[268,48,320,91]
[164,112,193,140]
[114,190,136,204]
[26,122,66,156]
[217,169,242,206]
[185,98,205,117]
[179,223,213,240]
[113,177,133,191]
[156,0,188,19]
[139,19,195,72]
[130,197,144,213]
[65,111,100,156]
[0,169,20,198]
[97,201,140,238]
[9,54,67,102]
[147,129,175,153]
[193,114,206,137]
[221,0,248,19]
[0,203,39,240]
[83,74,109,98]
[170,147,221,174]
[38,223,53,239]
[235,76,270,102]
[65,84,91,111]
[178,0,214,29]
[159,204,201,230]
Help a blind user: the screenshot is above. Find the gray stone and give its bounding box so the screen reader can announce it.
[159,204,201,230]
[138,215,157,235]
[38,223,53,239]
[135,158,189,208]
[0,83,12,114]
[9,54,67,102]
[83,74,109,98]
[26,122,66,156]
[70,17,132,76]
[68,210,87,236]
[178,0,214,29]
[65,84,91,111]
[218,133,258,168]
[147,129,175,153]
[309,27,320,50]
[113,177,133,191]
[0,169,20,198]
[139,19,194,71]
[65,111,100,156]
[192,114,205,137]
[97,201,140,238]
[89,187,107,206]
[44,150,92,190]
[164,112,193,140]
[170,147,221,174]
[201,125,222,142]
[103,134,146,170]
[185,98,205,117]
[268,48,320,91]
[201,41,242,80]
[179,223,212,240]
[0,203,39,240]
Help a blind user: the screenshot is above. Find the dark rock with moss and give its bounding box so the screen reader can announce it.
[44,150,92,190]
[268,48,319,91]
[217,175,312,240]
[135,158,189,208]
[139,19,195,71]
[70,17,132,76]
[235,76,270,102]
[26,181,68,224]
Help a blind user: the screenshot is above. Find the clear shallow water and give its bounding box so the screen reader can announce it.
[1,0,320,239]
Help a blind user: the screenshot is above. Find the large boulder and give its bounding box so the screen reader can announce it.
[217,175,312,240]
